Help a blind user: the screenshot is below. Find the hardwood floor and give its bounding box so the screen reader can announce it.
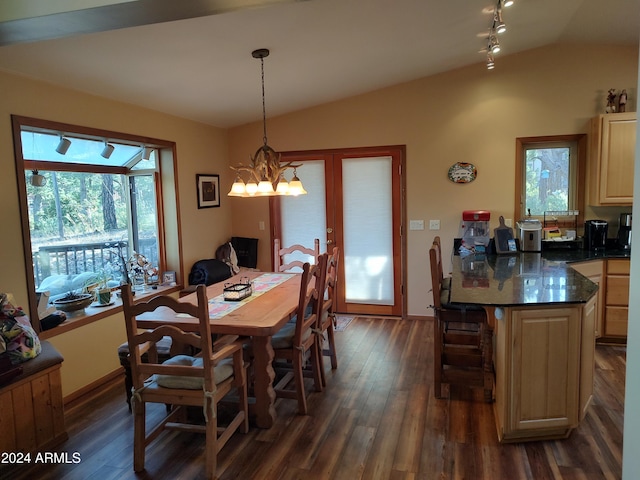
[4,316,625,480]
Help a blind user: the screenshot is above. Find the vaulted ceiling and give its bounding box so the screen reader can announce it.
[0,0,638,128]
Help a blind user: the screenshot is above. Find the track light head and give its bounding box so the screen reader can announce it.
[495,8,506,34]
[101,142,115,159]
[56,136,71,155]
[487,52,495,70]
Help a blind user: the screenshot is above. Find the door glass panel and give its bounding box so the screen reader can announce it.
[281,160,327,264]
[342,156,394,305]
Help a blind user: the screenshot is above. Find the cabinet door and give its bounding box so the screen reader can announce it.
[580,296,596,420]
[591,113,636,205]
[510,307,580,433]
[570,260,603,338]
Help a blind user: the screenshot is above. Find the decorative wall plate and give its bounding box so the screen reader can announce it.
[448,162,477,183]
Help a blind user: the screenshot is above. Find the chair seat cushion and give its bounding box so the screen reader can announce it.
[155,355,233,389]
[271,322,312,349]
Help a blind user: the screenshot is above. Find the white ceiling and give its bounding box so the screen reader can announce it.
[0,0,638,128]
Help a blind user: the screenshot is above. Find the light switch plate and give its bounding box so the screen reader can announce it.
[409,220,424,230]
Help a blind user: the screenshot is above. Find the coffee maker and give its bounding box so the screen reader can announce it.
[584,220,608,251]
[617,213,632,250]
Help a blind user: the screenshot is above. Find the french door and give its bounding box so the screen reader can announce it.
[270,146,405,316]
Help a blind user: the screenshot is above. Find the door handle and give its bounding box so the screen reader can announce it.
[327,239,334,245]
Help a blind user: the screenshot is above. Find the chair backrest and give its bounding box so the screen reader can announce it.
[429,240,445,310]
[293,254,328,346]
[432,236,445,287]
[319,246,339,320]
[121,283,215,392]
[274,238,320,272]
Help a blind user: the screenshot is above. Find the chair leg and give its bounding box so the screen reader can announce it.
[293,352,308,415]
[310,339,323,393]
[133,398,146,472]
[317,336,327,388]
[204,395,217,480]
[326,324,338,370]
[239,364,250,434]
[482,323,494,403]
[433,315,443,399]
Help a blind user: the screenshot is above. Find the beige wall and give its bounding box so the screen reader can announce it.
[228,43,639,317]
[0,71,233,396]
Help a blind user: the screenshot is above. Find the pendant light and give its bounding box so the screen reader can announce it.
[228,48,306,197]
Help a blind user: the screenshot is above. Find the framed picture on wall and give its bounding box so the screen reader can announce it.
[196,174,220,208]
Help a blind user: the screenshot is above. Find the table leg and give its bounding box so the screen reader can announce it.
[251,335,277,428]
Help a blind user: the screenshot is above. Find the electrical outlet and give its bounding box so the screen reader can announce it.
[429,220,440,230]
[505,218,513,227]
[259,221,265,231]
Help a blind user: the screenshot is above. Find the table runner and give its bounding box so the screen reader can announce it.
[207,273,294,319]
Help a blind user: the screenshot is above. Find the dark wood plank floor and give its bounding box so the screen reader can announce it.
[3,316,625,480]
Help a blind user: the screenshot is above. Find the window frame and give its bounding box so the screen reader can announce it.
[12,115,179,334]
[514,134,587,227]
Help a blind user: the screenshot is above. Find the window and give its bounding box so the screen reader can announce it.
[515,135,586,222]
[12,115,177,328]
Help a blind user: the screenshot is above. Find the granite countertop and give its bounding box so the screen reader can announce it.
[448,251,603,307]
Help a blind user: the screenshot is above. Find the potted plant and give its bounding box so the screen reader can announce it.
[52,289,94,312]
[92,270,114,305]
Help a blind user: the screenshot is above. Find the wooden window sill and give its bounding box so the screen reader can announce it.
[39,284,183,340]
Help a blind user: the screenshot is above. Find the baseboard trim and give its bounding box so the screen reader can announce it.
[64,367,124,407]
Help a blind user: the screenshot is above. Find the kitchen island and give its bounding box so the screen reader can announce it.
[449,252,598,443]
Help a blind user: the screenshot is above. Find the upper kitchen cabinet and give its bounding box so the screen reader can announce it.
[589,112,637,206]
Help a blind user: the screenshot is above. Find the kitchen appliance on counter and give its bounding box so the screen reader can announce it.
[584,220,608,250]
[617,213,632,250]
[460,210,490,250]
[517,219,542,252]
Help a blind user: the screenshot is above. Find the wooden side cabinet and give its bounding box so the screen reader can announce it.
[604,258,630,339]
[0,342,67,456]
[589,112,636,206]
[570,260,604,338]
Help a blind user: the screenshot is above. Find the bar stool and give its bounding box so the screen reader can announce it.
[429,238,493,402]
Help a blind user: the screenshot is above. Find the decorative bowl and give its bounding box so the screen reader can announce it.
[53,293,94,312]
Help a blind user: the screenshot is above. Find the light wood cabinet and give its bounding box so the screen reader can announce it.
[493,301,594,442]
[603,258,630,339]
[570,260,604,338]
[0,363,67,455]
[579,296,596,420]
[589,112,636,205]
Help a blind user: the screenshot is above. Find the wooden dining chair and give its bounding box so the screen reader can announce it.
[316,246,340,387]
[429,240,493,402]
[274,237,320,272]
[271,254,327,414]
[121,283,249,479]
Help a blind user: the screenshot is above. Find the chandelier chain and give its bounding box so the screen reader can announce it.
[261,56,268,146]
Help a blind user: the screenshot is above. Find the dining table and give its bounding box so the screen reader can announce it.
[134,270,302,428]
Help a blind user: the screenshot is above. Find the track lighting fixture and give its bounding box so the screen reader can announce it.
[482,0,515,70]
[101,141,115,159]
[56,136,71,155]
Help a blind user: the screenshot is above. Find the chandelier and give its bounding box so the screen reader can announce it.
[228,48,307,197]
